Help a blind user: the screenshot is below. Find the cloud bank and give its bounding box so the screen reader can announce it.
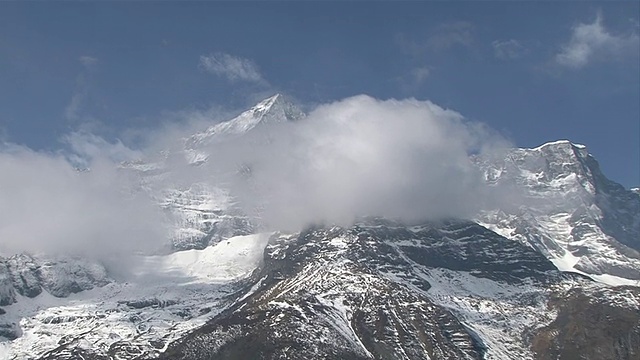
[0,143,166,261]
[187,95,510,231]
[0,95,512,264]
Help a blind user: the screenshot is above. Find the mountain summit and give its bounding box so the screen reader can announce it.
[185,94,304,149]
[475,139,640,285]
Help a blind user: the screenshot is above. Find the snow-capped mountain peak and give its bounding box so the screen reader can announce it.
[3,95,640,359]
[476,139,640,285]
[185,94,304,149]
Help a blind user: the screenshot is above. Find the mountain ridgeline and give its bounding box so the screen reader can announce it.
[1,95,639,360]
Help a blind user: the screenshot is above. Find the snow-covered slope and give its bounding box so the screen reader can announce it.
[475,140,640,285]
[0,234,269,359]
[121,94,302,251]
[184,93,304,163]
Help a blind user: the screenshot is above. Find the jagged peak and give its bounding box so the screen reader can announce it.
[251,93,283,113]
[184,94,304,149]
[247,93,304,123]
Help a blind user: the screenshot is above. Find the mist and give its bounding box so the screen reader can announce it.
[0,94,513,263]
[0,144,166,260]
[161,95,513,231]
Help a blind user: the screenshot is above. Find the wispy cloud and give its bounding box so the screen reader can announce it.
[492,39,528,60]
[410,67,430,84]
[555,12,639,69]
[62,131,142,168]
[65,56,99,121]
[79,55,98,68]
[199,52,264,83]
[395,66,431,92]
[65,92,84,121]
[427,21,474,51]
[396,21,474,57]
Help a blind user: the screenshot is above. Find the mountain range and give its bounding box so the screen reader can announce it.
[1,95,638,360]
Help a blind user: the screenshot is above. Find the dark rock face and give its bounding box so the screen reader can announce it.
[0,262,17,306]
[389,220,556,283]
[584,156,640,252]
[532,286,640,360]
[158,219,561,360]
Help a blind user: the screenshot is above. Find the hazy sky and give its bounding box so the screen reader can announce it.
[1,1,639,188]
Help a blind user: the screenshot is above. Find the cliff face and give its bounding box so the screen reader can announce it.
[475,140,640,284]
[533,286,640,360]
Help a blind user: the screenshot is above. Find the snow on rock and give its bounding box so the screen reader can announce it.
[184,94,304,149]
[0,234,270,359]
[475,140,640,284]
[117,94,304,252]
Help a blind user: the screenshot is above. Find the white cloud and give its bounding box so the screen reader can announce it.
[0,143,166,261]
[556,12,640,69]
[0,94,515,272]
[184,95,511,231]
[492,39,528,60]
[199,52,264,83]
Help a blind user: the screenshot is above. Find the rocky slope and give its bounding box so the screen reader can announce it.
[159,219,639,360]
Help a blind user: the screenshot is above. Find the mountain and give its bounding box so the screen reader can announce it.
[1,95,639,359]
[121,94,302,251]
[3,234,269,359]
[0,95,303,358]
[184,93,304,162]
[474,140,640,285]
[0,254,109,340]
[159,219,639,360]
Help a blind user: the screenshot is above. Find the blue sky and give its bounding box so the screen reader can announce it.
[1,2,639,187]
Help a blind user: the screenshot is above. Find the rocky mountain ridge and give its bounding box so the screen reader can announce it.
[1,94,638,359]
[159,219,639,360]
[474,140,640,285]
